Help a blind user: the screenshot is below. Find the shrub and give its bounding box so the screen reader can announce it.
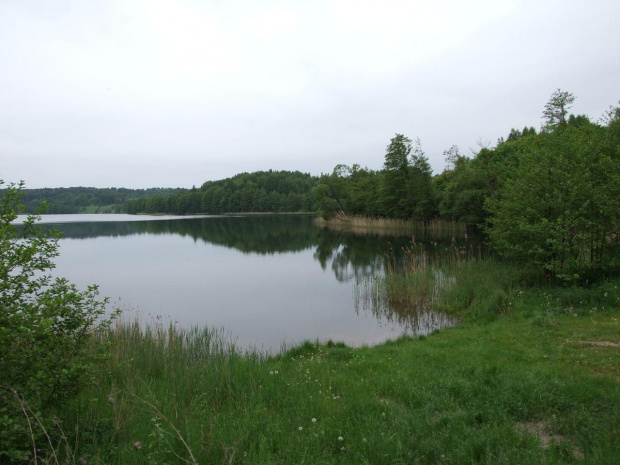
[0,181,115,462]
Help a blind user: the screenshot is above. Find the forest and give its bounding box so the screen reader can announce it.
[124,170,318,214]
[16,187,184,214]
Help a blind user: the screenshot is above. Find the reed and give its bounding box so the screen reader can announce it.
[315,215,467,238]
[354,236,502,328]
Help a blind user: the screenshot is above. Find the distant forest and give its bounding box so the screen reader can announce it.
[125,170,318,214]
[17,187,184,214]
[16,171,318,215]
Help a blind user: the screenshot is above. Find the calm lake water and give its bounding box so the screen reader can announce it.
[26,214,456,352]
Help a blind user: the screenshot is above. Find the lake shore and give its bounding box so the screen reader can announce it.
[61,279,619,464]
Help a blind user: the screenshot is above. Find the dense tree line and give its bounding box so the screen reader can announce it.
[125,170,318,214]
[314,136,437,222]
[15,187,183,214]
[315,90,620,281]
[15,172,319,216]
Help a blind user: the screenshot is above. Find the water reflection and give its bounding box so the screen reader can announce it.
[47,215,319,254]
[33,214,464,350]
[47,215,416,281]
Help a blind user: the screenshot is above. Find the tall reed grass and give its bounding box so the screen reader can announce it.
[356,235,523,329]
[315,215,467,238]
[58,319,268,464]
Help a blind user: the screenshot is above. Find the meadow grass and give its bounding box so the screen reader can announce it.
[33,274,618,465]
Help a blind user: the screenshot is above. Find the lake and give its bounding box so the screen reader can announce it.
[27,214,456,352]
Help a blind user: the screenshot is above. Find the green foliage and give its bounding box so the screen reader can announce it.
[313,166,349,219]
[126,170,318,215]
[315,136,438,222]
[408,138,438,221]
[543,89,576,129]
[437,133,537,228]
[314,164,382,219]
[15,186,183,214]
[381,134,412,218]
[0,181,115,461]
[505,126,537,142]
[487,121,620,281]
[437,91,620,282]
[438,153,487,226]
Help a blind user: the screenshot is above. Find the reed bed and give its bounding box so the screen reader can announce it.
[315,215,467,238]
[355,235,502,331]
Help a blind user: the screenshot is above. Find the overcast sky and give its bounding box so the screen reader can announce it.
[2,0,619,189]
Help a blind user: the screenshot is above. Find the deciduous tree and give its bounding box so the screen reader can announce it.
[543,88,575,130]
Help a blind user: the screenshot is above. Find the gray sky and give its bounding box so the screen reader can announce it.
[2,0,619,189]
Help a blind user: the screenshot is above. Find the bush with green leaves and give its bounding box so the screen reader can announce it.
[0,181,115,462]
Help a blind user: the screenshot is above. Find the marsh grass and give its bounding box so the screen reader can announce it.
[355,236,518,332]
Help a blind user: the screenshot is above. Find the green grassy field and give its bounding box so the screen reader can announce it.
[52,275,620,465]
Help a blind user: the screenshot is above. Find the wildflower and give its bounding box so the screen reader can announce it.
[133,442,143,450]
[312,418,317,423]
[338,436,344,442]
[107,396,115,405]
[298,427,303,431]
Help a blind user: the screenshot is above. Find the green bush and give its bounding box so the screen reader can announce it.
[0,181,115,462]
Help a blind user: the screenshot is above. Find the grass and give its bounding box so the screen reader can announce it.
[25,277,614,464]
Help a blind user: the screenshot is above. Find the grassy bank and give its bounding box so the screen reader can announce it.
[30,275,616,464]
